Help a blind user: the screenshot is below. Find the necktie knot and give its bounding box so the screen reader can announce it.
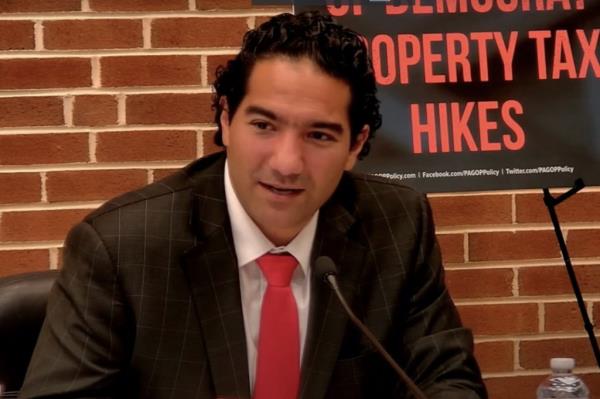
[256,253,297,287]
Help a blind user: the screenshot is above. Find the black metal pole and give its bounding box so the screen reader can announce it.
[542,178,600,369]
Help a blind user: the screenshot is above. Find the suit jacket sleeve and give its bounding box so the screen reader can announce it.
[399,194,486,399]
[20,221,133,398]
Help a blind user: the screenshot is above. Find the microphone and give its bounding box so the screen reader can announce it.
[314,256,428,399]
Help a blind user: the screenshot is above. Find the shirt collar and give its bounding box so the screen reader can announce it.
[224,159,318,275]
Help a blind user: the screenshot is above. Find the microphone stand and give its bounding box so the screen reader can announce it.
[324,274,428,399]
[542,178,600,368]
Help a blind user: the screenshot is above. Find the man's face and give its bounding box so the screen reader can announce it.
[221,56,368,245]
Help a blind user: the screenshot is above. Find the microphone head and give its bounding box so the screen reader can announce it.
[315,256,337,282]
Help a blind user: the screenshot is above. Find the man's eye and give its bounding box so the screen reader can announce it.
[250,121,271,130]
[309,132,334,142]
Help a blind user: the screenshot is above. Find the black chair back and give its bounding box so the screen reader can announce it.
[0,270,58,395]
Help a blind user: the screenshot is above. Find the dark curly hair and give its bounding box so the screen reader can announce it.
[211,10,381,159]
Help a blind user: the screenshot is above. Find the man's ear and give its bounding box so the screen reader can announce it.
[344,125,369,171]
[219,97,230,146]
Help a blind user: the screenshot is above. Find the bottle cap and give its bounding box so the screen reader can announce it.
[550,357,575,371]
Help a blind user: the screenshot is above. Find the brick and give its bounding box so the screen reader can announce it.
[519,265,600,296]
[0,134,88,165]
[474,341,514,373]
[207,54,235,84]
[484,375,542,399]
[0,250,50,277]
[0,21,34,50]
[152,18,247,48]
[152,168,180,182]
[516,192,600,223]
[196,2,286,12]
[567,229,600,257]
[0,0,80,12]
[46,170,147,202]
[73,95,118,126]
[89,0,187,11]
[57,247,64,268]
[590,302,600,330]
[586,306,600,348]
[44,19,142,50]
[0,209,89,242]
[544,302,589,332]
[201,130,223,156]
[0,173,41,204]
[429,194,512,226]
[520,338,597,369]
[469,231,560,262]
[457,303,538,336]
[0,58,91,90]
[436,233,463,263]
[580,374,600,397]
[102,56,201,87]
[96,131,196,162]
[0,97,64,127]
[196,0,251,9]
[446,268,513,299]
[127,94,212,125]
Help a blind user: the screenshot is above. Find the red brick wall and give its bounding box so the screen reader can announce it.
[1,2,599,397]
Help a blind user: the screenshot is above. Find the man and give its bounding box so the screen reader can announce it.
[21,11,486,399]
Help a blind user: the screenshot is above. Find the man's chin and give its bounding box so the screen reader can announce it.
[254,211,311,242]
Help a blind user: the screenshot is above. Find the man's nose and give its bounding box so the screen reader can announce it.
[269,133,304,178]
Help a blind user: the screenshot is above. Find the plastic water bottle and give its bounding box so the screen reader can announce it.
[537,358,589,398]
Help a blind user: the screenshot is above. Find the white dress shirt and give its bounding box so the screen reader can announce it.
[224,160,317,392]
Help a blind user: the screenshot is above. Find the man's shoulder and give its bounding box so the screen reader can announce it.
[346,171,425,207]
[84,152,226,223]
[336,171,429,229]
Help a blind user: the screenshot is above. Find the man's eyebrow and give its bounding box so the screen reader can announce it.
[245,105,277,120]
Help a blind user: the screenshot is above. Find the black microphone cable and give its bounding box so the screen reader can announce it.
[315,256,428,399]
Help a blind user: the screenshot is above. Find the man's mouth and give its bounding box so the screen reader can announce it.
[259,182,304,196]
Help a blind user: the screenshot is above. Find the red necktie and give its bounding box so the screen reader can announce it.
[253,253,300,399]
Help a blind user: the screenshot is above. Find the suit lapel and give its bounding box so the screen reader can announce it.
[299,176,368,399]
[179,158,366,399]
[181,154,251,399]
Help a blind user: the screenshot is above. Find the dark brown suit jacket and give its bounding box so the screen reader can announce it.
[21,152,486,398]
